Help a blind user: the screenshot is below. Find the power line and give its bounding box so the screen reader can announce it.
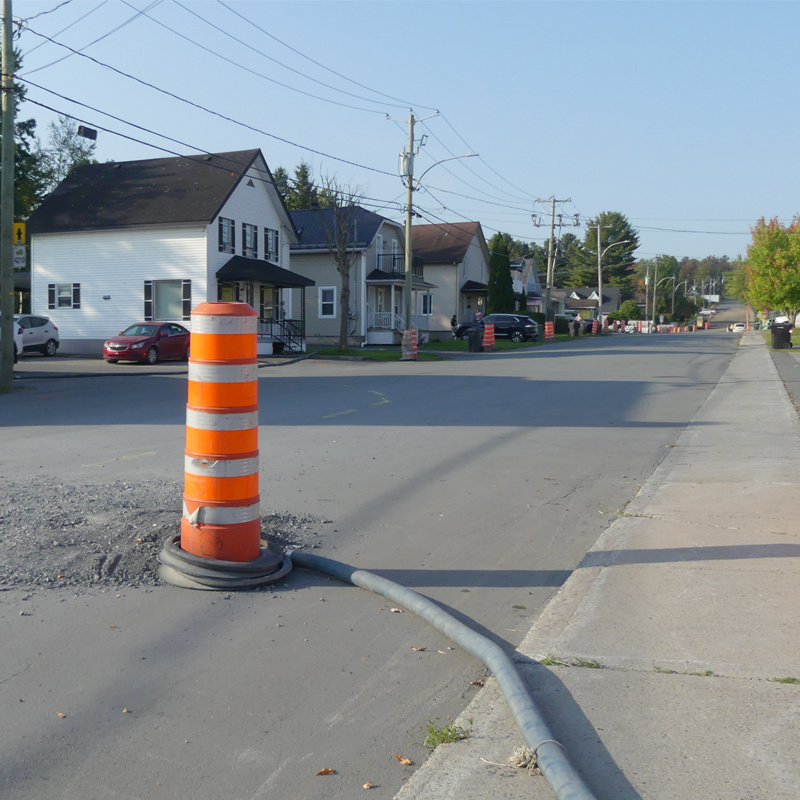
[19,28,397,177]
[15,0,74,24]
[215,0,437,112]
[22,86,405,214]
[21,0,163,76]
[117,0,387,115]
[170,0,407,111]
[18,0,111,56]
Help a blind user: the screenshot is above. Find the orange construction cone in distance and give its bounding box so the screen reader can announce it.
[482,323,496,350]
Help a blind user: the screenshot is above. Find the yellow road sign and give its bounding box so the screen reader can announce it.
[13,222,25,245]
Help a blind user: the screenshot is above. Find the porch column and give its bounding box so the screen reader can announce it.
[391,285,396,326]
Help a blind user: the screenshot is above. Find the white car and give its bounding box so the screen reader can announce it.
[731,322,746,333]
[15,314,60,357]
[0,315,24,363]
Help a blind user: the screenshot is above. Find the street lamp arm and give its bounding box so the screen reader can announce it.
[414,153,478,187]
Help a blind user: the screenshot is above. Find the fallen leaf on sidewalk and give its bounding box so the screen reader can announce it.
[395,753,412,765]
[363,781,374,789]
[472,678,486,687]
[56,712,66,718]
[411,647,426,652]
[316,768,336,775]
[390,608,403,613]
[122,708,130,714]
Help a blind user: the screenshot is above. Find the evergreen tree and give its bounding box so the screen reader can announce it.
[569,211,639,293]
[486,232,515,313]
[272,166,291,204]
[289,161,319,209]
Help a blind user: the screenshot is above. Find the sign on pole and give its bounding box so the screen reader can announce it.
[13,244,25,267]
[13,221,25,245]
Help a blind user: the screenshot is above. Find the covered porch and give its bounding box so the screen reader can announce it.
[216,256,315,354]
[459,279,488,323]
[365,267,435,345]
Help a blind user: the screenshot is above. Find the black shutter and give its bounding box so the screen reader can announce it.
[72,283,81,309]
[144,280,153,320]
[48,284,55,310]
[218,218,224,252]
[182,280,192,320]
[231,221,235,254]
[259,286,266,320]
[253,226,258,259]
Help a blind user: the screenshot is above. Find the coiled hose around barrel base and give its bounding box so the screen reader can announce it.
[288,550,598,800]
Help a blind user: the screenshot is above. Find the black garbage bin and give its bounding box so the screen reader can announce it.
[466,326,483,352]
[771,322,793,349]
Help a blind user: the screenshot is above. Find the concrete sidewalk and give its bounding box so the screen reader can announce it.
[396,332,800,800]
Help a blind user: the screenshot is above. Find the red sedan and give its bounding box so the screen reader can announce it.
[103,322,190,364]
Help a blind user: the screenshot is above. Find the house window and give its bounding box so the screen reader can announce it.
[48,283,80,309]
[265,228,280,262]
[218,217,235,253]
[242,223,258,258]
[144,279,191,321]
[319,287,336,318]
[422,294,433,315]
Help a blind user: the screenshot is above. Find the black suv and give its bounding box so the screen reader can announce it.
[456,313,539,342]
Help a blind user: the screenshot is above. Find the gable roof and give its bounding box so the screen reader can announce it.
[28,149,297,236]
[412,221,483,264]
[290,207,399,250]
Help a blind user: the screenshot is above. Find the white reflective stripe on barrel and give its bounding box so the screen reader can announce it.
[185,408,259,431]
[182,500,261,525]
[188,362,259,384]
[184,455,259,477]
[191,315,256,335]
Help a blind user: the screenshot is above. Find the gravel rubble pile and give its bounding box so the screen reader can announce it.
[0,479,324,591]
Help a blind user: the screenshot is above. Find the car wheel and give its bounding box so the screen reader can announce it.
[510,330,524,343]
[782,342,793,350]
[42,339,58,357]
[145,347,159,364]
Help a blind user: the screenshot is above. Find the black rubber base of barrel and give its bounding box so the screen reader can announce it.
[157,535,292,590]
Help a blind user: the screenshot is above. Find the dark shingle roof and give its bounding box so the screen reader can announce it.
[412,221,481,264]
[290,207,393,250]
[28,150,264,234]
[216,256,314,288]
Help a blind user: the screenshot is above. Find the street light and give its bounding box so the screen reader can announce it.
[653,275,673,324]
[400,126,477,333]
[672,279,688,316]
[588,236,631,323]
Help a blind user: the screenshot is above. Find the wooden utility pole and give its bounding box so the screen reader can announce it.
[535,197,571,320]
[0,0,15,394]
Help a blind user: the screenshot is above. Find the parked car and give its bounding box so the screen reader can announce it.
[455,313,539,343]
[731,322,746,333]
[103,322,190,364]
[15,314,59,357]
[0,314,24,363]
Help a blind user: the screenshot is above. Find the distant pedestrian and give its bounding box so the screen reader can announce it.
[475,309,483,322]
[450,315,458,337]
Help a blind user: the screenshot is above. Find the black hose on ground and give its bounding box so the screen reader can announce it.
[288,550,598,800]
[158,536,292,590]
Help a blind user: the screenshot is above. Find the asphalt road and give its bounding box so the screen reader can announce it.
[0,326,738,800]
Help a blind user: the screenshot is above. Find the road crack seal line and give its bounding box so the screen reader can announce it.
[322,409,358,419]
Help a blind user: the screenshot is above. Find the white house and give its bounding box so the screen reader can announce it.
[290,207,434,346]
[27,149,313,355]
[411,221,491,337]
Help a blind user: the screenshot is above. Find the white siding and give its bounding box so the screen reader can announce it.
[206,158,289,294]
[32,227,206,341]
[425,264,458,333]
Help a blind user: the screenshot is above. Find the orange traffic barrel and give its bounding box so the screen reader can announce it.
[544,321,555,342]
[482,322,496,350]
[401,327,419,360]
[182,302,261,562]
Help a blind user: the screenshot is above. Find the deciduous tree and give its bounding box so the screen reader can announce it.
[745,216,800,315]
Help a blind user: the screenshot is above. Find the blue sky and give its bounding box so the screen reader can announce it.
[14,0,800,261]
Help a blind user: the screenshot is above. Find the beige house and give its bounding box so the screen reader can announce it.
[290,207,433,346]
[412,221,491,338]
